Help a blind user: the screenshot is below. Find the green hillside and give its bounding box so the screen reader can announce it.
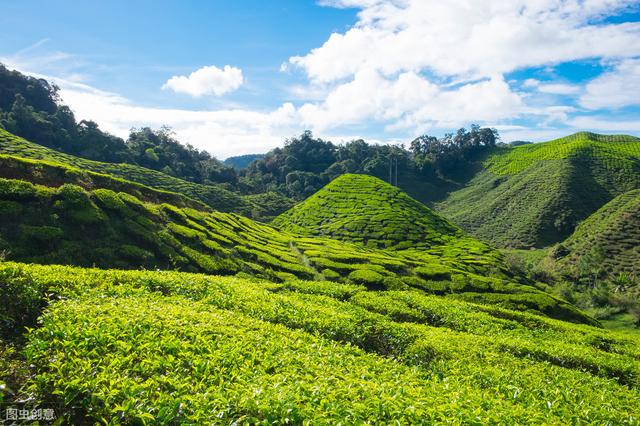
[0,154,211,211]
[0,128,253,215]
[0,176,594,323]
[437,132,640,248]
[2,127,639,422]
[274,173,463,249]
[1,262,638,423]
[553,189,640,278]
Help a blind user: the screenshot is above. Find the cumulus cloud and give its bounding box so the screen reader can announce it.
[523,79,581,95]
[286,0,640,134]
[162,65,243,97]
[45,76,295,158]
[538,83,582,95]
[580,59,640,109]
[292,1,640,83]
[298,69,438,130]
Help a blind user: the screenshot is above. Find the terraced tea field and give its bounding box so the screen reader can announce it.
[553,189,640,277]
[485,132,640,176]
[1,263,638,424]
[274,173,463,249]
[1,126,638,423]
[0,176,591,323]
[0,129,252,215]
[437,132,640,248]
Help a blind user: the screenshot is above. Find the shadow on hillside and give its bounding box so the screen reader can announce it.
[401,149,496,206]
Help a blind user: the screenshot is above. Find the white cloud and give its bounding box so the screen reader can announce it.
[162,65,243,97]
[292,1,640,83]
[286,0,640,134]
[298,69,439,130]
[522,78,582,95]
[569,116,640,132]
[44,76,296,158]
[580,59,640,109]
[537,83,582,95]
[294,71,531,134]
[523,79,541,88]
[499,128,575,143]
[389,76,526,132]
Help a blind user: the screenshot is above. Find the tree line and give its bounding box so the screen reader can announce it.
[0,63,502,199]
[238,126,500,199]
[0,65,236,186]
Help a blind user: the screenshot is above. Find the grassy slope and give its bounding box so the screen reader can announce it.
[554,189,640,277]
[0,154,210,211]
[0,128,253,215]
[436,132,640,248]
[273,173,463,249]
[0,263,638,423]
[0,177,592,324]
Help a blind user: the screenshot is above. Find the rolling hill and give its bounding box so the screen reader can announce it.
[0,128,253,215]
[2,127,639,423]
[2,133,639,424]
[0,174,593,324]
[0,154,211,211]
[436,132,640,248]
[551,189,640,278]
[273,173,463,249]
[224,153,265,169]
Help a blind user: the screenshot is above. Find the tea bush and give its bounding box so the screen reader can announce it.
[0,263,635,423]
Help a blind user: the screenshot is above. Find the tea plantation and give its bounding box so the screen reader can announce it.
[1,127,639,423]
[273,173,463,249]
[0,263,637,424]
[550,189,640,278]
[437,132,640,248]
[0,154,210,210]
[0,129,253,215]
[0,176,590,323]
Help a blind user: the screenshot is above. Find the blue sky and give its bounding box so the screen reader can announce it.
[1,0,639,158]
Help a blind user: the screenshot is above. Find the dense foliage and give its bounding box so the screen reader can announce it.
[239,127,499,202]
[0,263,636,423]
[0,64,237,185]
[0,65,129,161]
[410,124,499,174]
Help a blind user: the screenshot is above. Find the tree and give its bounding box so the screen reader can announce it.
[76,120,130,162]
[126,127,237,185]
[409,125,499,176]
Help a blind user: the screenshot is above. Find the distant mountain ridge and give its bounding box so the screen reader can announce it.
[224,153,265,169]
